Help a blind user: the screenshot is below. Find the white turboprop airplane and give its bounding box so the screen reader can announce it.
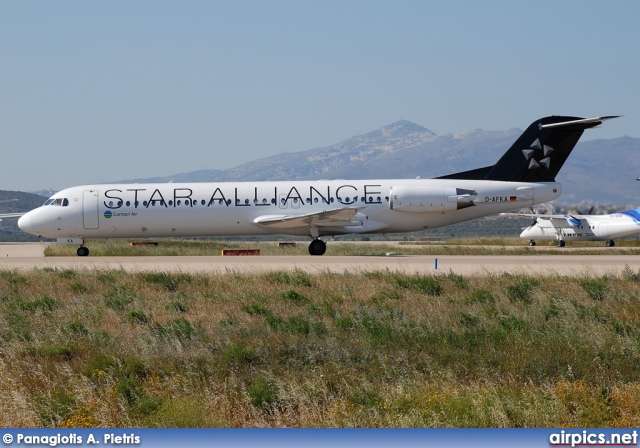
[4,115,617,256]
[503,207,640,247]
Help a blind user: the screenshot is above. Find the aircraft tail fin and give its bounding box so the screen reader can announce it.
[438,116,619,182]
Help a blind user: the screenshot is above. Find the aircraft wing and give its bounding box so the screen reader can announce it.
[500,212,582,227]
[254,207,365,230]
[0,212,24,221]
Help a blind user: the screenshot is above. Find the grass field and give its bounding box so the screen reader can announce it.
[2,267,640,427]
[43,238,640,257]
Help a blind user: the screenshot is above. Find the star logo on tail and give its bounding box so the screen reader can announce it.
[522,138,554,169]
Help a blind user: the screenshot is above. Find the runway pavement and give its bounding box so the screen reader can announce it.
[1,243,639,276]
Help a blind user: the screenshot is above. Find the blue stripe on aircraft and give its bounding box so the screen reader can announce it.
[619,208,640,223]
[566,216,581,227]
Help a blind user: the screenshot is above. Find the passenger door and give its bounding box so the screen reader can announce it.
[83,190,99,230]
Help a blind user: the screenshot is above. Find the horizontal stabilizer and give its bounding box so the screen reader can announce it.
[540,116,620,129]
[0,212,24,220]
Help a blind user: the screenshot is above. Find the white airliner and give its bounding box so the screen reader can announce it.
[5,115,617,256]
[503,207,640,247]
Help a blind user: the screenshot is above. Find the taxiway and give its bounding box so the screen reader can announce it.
[0,243,638,276]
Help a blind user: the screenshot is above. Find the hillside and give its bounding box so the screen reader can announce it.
[0,191,48,242]
[118,121,640,206]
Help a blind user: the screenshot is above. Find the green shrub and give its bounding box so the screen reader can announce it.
[446,271,469,289]
[128,310,149,325]
[70,282,88,293]
[84,352,116,377]
[96,270,123,284]
[249,375,279,409]
[166,301,188,313]
[286,315,311,335]
[370,289,403,303]
[265,314,284,331]
[117,377,143,405]
[140,272,192,292]
[222,342,258,364]
[622,265,640,282]
[242,302,271,315]
[68,321,89,335]
[0,271,27,287]
[57,269,76,279]
[505,278,539,303]
[467,289,495,304]
[545,302,561,320]
[16,295,60,312]
[335,316,355,331]
[35,345,74,359]
[104,285,136,310]
[395,275,442,295]
[499,315,527,331]
[580,278,609,301]
[265,269,313,287]
[459,312,480,328]
[36,387,76,426]
[282,290,311,305]
[312,321,328,335]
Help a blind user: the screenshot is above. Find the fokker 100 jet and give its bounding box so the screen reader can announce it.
[4,115,617,256]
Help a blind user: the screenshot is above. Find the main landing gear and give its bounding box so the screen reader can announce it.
[556,240,566,247]
[528,240,536,246]
[606,240,616,247]
[77,246,89,257]
[308,239,326,256]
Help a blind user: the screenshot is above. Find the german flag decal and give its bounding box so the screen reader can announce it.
[510,196,517,202]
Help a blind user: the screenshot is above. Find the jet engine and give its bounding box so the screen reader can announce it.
[389,186,477,213]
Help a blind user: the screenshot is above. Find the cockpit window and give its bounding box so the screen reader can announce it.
[45,198,70,206]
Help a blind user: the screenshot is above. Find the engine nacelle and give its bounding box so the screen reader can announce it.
[389,186,477,213]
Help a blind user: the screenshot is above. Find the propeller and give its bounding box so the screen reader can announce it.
[529,206,538,227]
[578,205,595,215]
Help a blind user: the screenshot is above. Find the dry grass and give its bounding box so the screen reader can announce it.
[43,239,640,257]
[1,267,640,427]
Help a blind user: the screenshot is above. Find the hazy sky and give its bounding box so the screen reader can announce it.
[1,1,638,191]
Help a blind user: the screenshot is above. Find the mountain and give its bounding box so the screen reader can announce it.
[0,191,48,241]
[121,121,519,182]
[113,120,640,206]
[556,136,640,205]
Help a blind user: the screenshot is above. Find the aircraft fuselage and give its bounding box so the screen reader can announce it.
[19,179,559,239]
[521,211,640,242]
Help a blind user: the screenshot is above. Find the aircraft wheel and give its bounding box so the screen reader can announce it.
[529,240,536,246]
[308,239,326,256]
[77,246,89,257]
[606,240,615,247]
[557,240,566,248]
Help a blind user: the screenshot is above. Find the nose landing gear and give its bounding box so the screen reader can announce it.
[77,246,89,257]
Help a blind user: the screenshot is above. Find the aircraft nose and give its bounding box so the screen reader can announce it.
[18,213,33,233]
